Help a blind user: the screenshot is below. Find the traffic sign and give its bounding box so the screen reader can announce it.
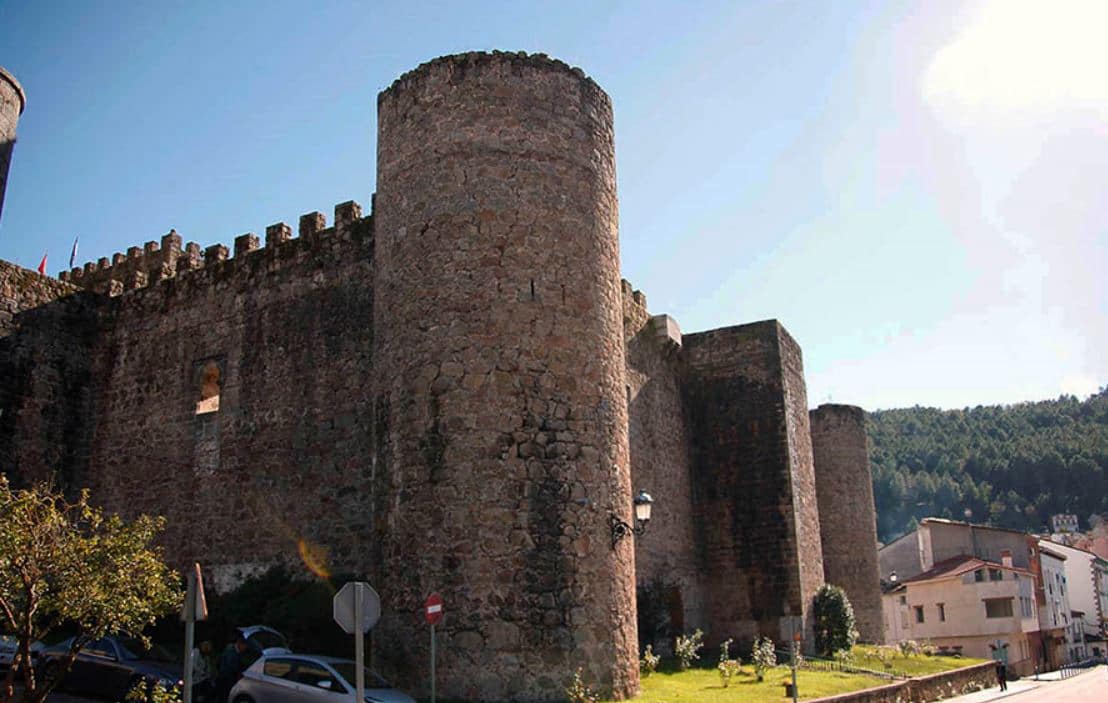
[425,592,444,625]
[333,582,381,634]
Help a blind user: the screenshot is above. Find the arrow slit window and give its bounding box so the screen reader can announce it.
[193,357,224,475]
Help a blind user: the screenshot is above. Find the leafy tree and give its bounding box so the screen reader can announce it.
[0,477,181,703]
[812,584,858,657]
[869,389,1108,541]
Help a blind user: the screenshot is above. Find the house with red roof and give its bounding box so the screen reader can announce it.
[882,553,1040,674]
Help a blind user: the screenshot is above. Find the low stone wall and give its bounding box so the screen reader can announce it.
[808,662,996,703]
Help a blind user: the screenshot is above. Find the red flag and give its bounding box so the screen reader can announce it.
[37,253,47,276]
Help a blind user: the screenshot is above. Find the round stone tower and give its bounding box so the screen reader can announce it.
[373,52,637,701]
[0,66,26,226]
[810,404,883,643]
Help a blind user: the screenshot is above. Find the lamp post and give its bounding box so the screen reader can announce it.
[610,490,654,548]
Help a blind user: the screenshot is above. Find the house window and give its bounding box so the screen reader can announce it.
[975,569,985,582]
[989,568,1003,581]
[914,606,925,623]
[985,598,1014,618]
[899,595,907,605]
[938,603,946,622]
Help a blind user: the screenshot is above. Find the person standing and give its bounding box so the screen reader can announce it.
[989,640,1009,691]
[191,640,216,703]
[215,635,249,703]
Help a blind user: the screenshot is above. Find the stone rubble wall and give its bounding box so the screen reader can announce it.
[0,260,100,489]
[806,662,996,703]
[80,202,376,580]
[622,281,706,654]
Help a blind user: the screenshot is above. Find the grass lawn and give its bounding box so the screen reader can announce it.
[852,645,990,676]
[606,665,887,703]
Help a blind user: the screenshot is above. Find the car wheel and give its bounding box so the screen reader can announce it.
[233,695,255,703]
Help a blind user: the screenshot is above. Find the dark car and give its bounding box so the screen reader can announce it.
[39,635,183,700]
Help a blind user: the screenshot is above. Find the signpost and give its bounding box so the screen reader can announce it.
[180,563,208,703]
[425,593,444,703]
[790,629,800,703]
[334,582,381,703]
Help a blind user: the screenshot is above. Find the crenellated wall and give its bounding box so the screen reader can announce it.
[84,200,374,581]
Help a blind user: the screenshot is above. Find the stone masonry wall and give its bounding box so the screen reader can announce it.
[622,281,705,653]
[811,404,883,642]
[82,203,376,582]
[780,325,825,636]
[682,320,823,648]
[373,52,637,701]
[0,261,100,489]
[0,67,24,224]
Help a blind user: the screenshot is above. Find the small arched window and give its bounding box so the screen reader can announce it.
[196,361,221,414]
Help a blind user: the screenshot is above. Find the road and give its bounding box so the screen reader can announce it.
[947,665,1108,703]
[1019,668,1108,702]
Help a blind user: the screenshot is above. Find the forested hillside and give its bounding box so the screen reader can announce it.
[868,389,1108,544]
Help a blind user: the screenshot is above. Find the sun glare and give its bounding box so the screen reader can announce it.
[924,0,1108,116]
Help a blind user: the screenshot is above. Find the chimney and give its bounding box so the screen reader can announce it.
[1001,549,1013,568]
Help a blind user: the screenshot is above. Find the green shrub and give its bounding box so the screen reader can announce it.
[812,584,859,657]
[751,636,777,681]
[640,644,660,677]
[674,629,704,671]
[565,668,599,703]
[717,638,743,687]
[898,639,922,657]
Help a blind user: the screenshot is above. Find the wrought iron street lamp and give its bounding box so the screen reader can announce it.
[610,490,654,549]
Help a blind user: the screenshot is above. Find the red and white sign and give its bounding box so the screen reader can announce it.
[425,592,444,625]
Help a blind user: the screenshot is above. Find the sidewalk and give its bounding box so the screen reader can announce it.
[939,677,1040,703]
[940,664,1103,702]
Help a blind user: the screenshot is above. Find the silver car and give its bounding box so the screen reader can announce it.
[229,654,416,703]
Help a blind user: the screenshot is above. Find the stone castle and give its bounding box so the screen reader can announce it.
[0,53,880,701]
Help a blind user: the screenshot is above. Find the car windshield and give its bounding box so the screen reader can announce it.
[331,663,391,689]
[117,638,176,662]
[246,630,287,651]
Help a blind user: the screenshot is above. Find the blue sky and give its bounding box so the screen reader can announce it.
[0,0,1104,410]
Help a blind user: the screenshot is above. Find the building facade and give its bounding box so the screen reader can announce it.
[0,52,882,701]
[1040,541,1108,660]
[882,555,1039,674]
[1032,544,1074,668]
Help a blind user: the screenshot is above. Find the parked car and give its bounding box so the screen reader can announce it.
[0,635,43,671]
[38,635,182,700]
[230,654,415,703]
[235,625,291,657]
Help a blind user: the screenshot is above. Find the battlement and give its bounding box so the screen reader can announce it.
[58,200,372,296]
[380,50,607,107]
